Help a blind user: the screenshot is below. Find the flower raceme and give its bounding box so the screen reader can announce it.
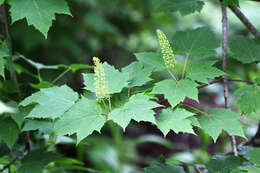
[156,29,176,70]
[93,57,109,100]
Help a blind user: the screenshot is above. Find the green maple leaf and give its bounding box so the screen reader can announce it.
[109,93,159,130]
[22,119,53,134]
[206,155,244,173]
[156,108,195,136]
[8,0,71,38]
[122,61,153,87]
[150,0,204,16]
[188,116,201,128]
[0,40,11,79]
[199,108,245,142]
[223,0,239,7]
[54,97,106,144]
[234,85,260,114]
[151,79,199,107]
[83,62,129,95]
[134,52,166,72]
[145,160,185,173]
[240,166,260,173]
[0,117,19,149]
[20,85,78,119]
[18,149,59,173]
[248,148,260,166]
[186,60,224,83]
[229,37,260,64]
[10,105,34,128]
[172,27,221,57]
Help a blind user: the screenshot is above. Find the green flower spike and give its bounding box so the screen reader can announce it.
[156,29,176,70]
[93,57,109,100]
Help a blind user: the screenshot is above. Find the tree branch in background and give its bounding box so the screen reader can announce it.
[221,2,238,156]
[0,4,9,40]
[197,78,260,89]
[228,5,260,38]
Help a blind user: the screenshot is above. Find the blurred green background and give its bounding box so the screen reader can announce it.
[1,0,260,172]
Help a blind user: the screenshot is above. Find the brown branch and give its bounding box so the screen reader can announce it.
[197,78,260,89]
[221,2,238,156]
[0,4,8,40]
[228,5,260,38]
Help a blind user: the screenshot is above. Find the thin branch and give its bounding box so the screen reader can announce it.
[197,78,260,89]
[108,96,112,112]
[180,103,208,115]
[128,87,131,97]
[221,2,238,156]
[0,4,9,39]
[228,5,260,38]
[51,68,71,84]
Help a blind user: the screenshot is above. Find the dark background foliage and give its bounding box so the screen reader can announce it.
[0,0,260,172]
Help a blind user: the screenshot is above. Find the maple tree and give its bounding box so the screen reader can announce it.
[0,0,260,172]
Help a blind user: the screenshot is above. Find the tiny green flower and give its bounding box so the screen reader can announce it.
[156,29,176,70]
[93,57,109,100]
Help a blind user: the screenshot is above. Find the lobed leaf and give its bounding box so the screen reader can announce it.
[199,108,245,142]
[20,85,78,119]
[8,0,71,38]
[110,93,159,130]
[83,62,129,95]
[186,60,224,83]
[206,155,244,173]
[234,85,260,114]
[18,149,60,173]
[54,97,106,144]
[172,27,221,57]
[145,160,185,173]
[122,61,153,87]
[156,108,195,136]
[0,117,19,149]
[229,37,260,64]
[134,52,166,72]
[150,0,204,16]
[151,79,199,107]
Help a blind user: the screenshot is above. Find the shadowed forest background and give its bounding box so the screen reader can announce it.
[1,0,260,173]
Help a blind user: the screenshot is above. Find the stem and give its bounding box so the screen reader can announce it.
[108,96,112,112]
[182,53,189,79]
[228,5,260,38]
[37,68,42,82]
[180,103,208,115]
[46,134,57,151]
[51,68,71,84]
[128,87,131,97]
[167,69,178,83]
[221,2,238,156]
[101,99,109,112]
